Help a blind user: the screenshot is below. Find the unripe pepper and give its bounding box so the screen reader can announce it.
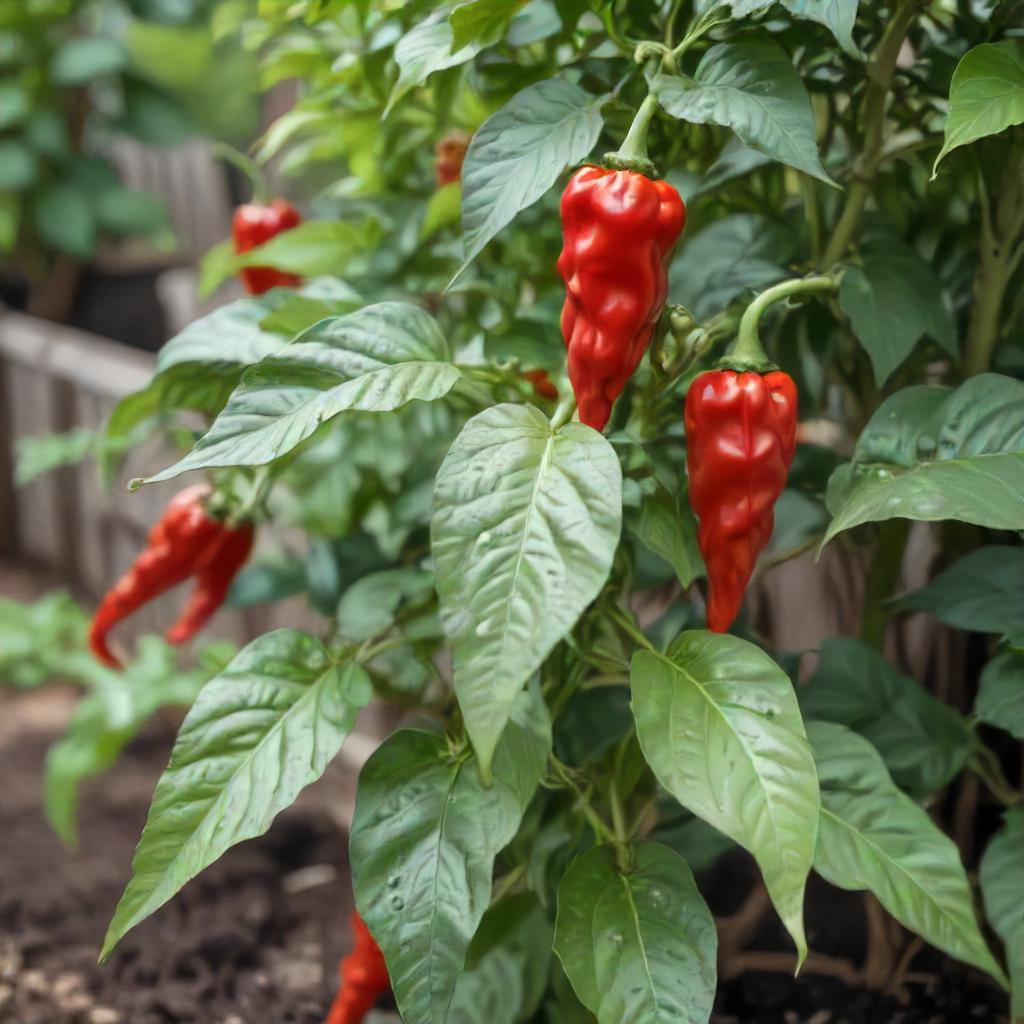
[557,165,685,431]
[89,485,254,668]
[685,368,797,632]
[325,911,390,1024]
[231,198,302,295]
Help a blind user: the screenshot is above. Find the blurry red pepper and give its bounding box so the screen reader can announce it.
[89,485,254,668]
[558,165,685,431]
[434,132,470,186]
[685,368,797,633]
[325,911,390,1024]
[231,198,302,295]
[522,368,558,401]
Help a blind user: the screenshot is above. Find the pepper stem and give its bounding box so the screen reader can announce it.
[604,93,661,178]
[212,142,270,205]
[724,274,840,372]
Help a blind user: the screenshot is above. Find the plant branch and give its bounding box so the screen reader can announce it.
[821,1,923,268]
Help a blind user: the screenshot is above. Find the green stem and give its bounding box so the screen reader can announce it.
[729,274,839,369]
[860,519,909,650]
[605,94,661,177]
[820,1,922,268]
[968,743,1022,807]
[609,604,656,654]
[212,143,270,205]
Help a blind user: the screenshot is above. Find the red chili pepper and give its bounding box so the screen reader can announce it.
[434,132,470,186]
[558,165,685,431]
[325,912,390,1024]
[685,368,797,632]
[89,485,253,668]
[231,198,302,295]
[522,368,558,401]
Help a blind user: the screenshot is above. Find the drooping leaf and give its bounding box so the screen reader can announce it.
[976,651,1024,739]
[839,239,957,385]
[432,403,621,774]
[810,721,1007,986]
[101,631,371,960]
[450,0,527,51]
[894,546,1024,635]
[980,807,1024,1019]
[554,841,717,1024]
[799,637,969,796]
[456,77,608,280]
[626,481,703,588]
[823,375,1024,545]
[350,684,551,1024]
[138,303,459,484]
[652,38,833,185]
[934,41,1024,176]
[631,630,820,962]
[697,0,860,55]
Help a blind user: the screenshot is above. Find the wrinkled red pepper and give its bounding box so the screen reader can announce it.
[89,485,254,668]
[325,911,390,1024]
[231,198,302,295]
[558,165,685,431]
[685,368,797,633]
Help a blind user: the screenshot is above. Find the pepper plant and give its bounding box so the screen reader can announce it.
[78,0,1024,1021]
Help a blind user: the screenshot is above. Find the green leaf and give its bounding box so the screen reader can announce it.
[839,239,956,385]
[386,15,492,117]
[823,375,1024,546]
[33,183,95,258]
[809,721,1007,986]
[448,893,553,1024]
[100,631,371,960]
[235,220,379,276]
[199,238,239,296]
[351,684,551,1024]
[24,110,70,158]
[432,403,622,774]
[651,38,834,185]
[125,22,212,89]
[667,213,791,319]
[0,591,87,689]
[421,181,462,241]
[626,481,703,588]
[697,0,860,55]
[95,186,167,237]
[0,82,29,129]
[799,637,969,796]
[894,546,1024,635]
[976,651,1024,739]
[45,638,214,847]
[980,807,1024,1019]
[51,37,125,85]
[257,283,362,337]
[456,77,608,281]
[450,0,526,51]
[554,841,717,1024]
[0,140,36,191]
[763,489,827,563]
[934,41,1024,176]
[15,427,97,485]
[631,630,819,962]
[139,302,459,483]
[337,567,434,641]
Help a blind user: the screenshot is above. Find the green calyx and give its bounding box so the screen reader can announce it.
[603,93,661,180]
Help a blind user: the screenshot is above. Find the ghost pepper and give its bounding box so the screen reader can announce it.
[325,911,390,1024]
[89,484,253,668]
[557,165,685,431]
[685,369,797,633]
[231,198,302,295]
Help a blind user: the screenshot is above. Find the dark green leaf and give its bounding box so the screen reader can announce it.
[894,546,1024,635]
[976,650,1024,739]
[626,482,703,588]
[457,77,608,280]
[51,37,125,85]
[980,807,1024,1019]
[95,187,167,236]
[0,140,36,191]
[652,38,833,185]
[450,0,525,51]
[554,841,717,1024]
[799,637,969,795]
[33,184,95,258]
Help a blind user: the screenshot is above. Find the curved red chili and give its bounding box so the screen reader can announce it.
[325,911,390,1024]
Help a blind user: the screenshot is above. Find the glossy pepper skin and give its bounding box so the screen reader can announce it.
[325,912,390,1024]
[231,198,302,295]
[558,165,685,431]
[89,485,253,668]
[685,369,797,633]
